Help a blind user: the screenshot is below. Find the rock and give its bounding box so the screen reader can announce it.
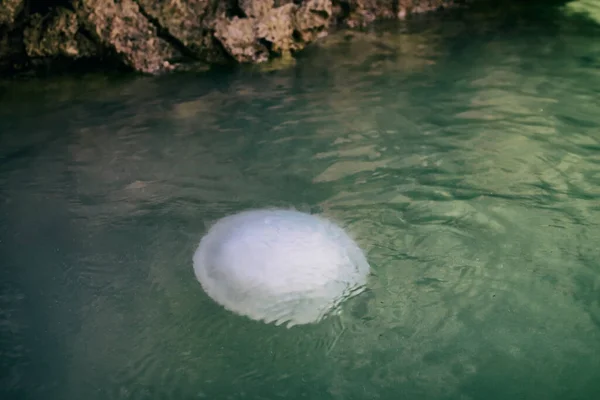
[334,0,453,27]
[251,51,296,72]
[332,0,391,28]
[23,8,98,59]
[0,30,11,64]
[241,0,275,18]
[135,0,224,62]
[214,1,300,64]
[561,0,600,24]
[0,0,464,75]
[256,3,297,55]
[214,16,270,63]
[294,0,333,43]
[0,0,24,27]
[397,0,455,18]
[74,0,179,74]
[215,0,333,64]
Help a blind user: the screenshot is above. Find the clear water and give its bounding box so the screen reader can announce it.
[2,3,600,400]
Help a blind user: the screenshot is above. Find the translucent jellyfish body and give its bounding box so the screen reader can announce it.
[193,209,370,327]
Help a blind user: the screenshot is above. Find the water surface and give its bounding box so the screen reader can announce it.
[2,3,600,400]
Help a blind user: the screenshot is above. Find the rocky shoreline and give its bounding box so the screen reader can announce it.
[0,0,461,76]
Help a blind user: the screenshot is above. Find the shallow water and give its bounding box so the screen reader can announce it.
[2,3,600,400]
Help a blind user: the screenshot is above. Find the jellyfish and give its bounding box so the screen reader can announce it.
[192,208,370,327]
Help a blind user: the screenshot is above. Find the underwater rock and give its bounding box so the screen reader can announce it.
[563,0,600,24]
[334,0,394,28]
[397,0,456,18]
[193,209,370,327]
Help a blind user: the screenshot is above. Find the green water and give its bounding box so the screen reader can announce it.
[2,3,600,400]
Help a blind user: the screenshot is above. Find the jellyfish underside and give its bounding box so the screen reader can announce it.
[193,209,370,327]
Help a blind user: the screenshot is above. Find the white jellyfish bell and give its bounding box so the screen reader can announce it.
[192,208,370,328]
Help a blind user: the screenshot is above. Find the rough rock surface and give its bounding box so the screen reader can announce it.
[241,0,275,18]
[333,0,454,27]
[294,0,333,43]
[135,0,225,62]
[0,0,23,27]
[0,0,459,76]
[333,0,394,27]
[215,0,333,63]
[75,0,179,74]
[215,16,270,63]
[0,0,25,73]
[24,8,98,59]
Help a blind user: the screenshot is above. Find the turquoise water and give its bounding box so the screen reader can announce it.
[2,3,600,400]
